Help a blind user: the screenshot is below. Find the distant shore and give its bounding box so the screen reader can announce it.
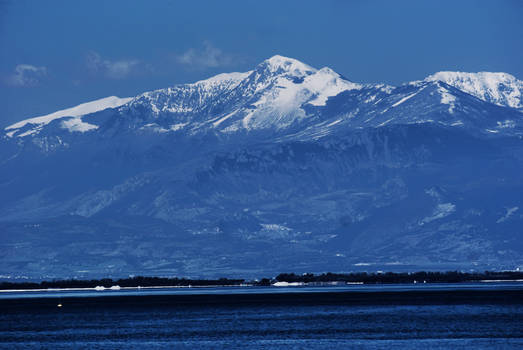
[2,283,523,311]
[1,271,522,291]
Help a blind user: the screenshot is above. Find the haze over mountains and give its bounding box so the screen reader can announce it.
[1,55,522,279]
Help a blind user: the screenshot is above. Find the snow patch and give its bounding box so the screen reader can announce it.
[260,223,291,231]
[420,203,456,225]
[140,122,188,133]
[391,91,419,107]
[497,120,516,129]
[377,118,394,127]
[213,112,236,127]
[437,86,456,113]
[17,127,42,137]
[497,207,519,223]
[61,118,99,132]
[326,119,342,127]
[170,123,188,131]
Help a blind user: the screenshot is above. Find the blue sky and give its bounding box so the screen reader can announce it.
[1,0,522,127]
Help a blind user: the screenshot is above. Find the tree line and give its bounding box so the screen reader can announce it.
[0,270,521,290]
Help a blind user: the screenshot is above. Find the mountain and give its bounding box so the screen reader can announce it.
[5,96,131,137]
[425,71,523,110]
[1,56,523,280]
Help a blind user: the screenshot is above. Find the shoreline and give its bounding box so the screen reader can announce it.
[1,280,522,297]
[2,271,523,291]
[2,279,523,294]
[1,284,522,310]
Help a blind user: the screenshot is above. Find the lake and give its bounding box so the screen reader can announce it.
[1,283,522,349]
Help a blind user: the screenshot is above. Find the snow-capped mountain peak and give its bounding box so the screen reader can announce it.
[294,66,361,107]
[214,58,362,131]
[4,57,523,143]
[425,71,522,109]
[122,56,363,133]
[256,55,316,77]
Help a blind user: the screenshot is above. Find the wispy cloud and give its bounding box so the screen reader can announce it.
[86,51,140,79]
[6,64,47,87]
[175,41,238,69]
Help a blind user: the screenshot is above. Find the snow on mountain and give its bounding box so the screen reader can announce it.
[3,56,523,143]
[2,56,523,278]
[5,96,131,137]
[197,71,252,84]
[425,71,523,109]
[261,54,315,75]
[124,55,362,133]
[229,56,362,131]
[127,71,251,118]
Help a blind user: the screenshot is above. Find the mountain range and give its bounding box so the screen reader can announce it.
[1,55,522,279]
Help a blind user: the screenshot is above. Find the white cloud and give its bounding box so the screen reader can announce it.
[86,51,140,79]
[7,64,47,87]
[175,41,237,68]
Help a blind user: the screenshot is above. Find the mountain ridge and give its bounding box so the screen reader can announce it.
[425,71,523,109]
[1,55,522,279]
[4,55,522,141]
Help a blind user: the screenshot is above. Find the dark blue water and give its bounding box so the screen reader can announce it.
[1,284,522,349]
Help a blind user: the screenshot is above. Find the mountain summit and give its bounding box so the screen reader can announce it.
[1,56,522,279]
[257,55,316,75]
